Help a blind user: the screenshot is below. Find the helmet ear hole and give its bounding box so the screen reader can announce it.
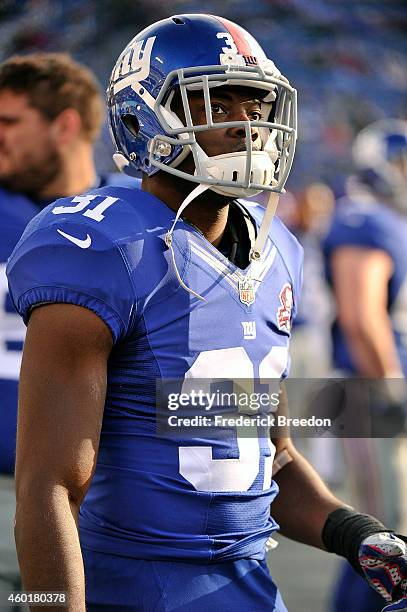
[122,114,140,137]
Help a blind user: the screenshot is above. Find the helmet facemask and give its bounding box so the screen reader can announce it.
[142,63,296,198]
[108,17,299,300]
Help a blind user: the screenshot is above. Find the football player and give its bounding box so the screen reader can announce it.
[0,52,139,595]
[0,52,138,474]
[324,119,407,612]
[6,16,407,611]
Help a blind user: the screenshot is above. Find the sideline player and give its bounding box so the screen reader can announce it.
[7,16,407,611]
[0,52,138,594]
[324,119,407,612]
[0,52,138,474]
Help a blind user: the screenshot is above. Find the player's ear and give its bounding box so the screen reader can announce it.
[52,108,83,146]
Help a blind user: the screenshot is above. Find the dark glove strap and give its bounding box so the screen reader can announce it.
[322,507,391,575]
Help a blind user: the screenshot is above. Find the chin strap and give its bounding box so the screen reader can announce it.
[250,190,280,263]
[164,183,209,301]
[249,191,280,280]
[164,185,281,302]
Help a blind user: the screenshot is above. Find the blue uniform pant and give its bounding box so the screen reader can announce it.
[83,549,287,611]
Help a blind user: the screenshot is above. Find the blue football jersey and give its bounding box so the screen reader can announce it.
[7,185,303,562]
[324,196,407,375]
[0,188,42,473]
[0,175,140,474]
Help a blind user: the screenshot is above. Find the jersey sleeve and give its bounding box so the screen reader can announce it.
[273,216,304,321]
[284,250,303,379]
[292,254,303,321]
[267,216,304,380]
[6,222,136,343]
[324,206,391,258]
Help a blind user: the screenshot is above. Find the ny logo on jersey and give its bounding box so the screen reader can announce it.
[241,321,256,340]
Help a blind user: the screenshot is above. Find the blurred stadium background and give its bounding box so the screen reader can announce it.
[0,1,406,610]
[1,0,405,189]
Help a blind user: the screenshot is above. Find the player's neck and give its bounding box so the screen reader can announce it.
[142,172,232,246]
[38,142,97,201]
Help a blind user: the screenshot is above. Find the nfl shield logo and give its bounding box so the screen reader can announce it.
[239,279,255,305]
